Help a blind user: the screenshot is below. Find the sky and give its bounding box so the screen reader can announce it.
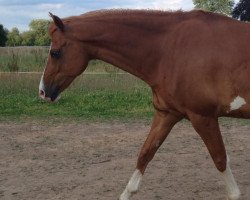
[0,0,240,32]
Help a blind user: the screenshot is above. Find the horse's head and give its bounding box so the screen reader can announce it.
[39,13,89,102]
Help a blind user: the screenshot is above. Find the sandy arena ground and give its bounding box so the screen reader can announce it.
[0,120,249,200]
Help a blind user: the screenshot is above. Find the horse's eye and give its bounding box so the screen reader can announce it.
[50,49,61,59]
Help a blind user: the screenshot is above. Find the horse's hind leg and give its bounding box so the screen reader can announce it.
[119,111,182,200]
[188,112,240,200]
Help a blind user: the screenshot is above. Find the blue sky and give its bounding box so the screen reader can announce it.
[0,0,240,32]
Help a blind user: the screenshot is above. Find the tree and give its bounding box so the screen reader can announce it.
[29,19,50,46]
[5,19,51,46]
[0,24,8,46]
[193,0,234,15]
[21,31,35,46]
[6,27,22,46]
[232,0,250,21]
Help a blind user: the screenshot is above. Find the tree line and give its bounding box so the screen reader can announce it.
[0,19,50,47]
[0,0,250,47]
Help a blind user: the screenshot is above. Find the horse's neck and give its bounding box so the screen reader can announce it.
[77,14,167,85]
[88,39,147,81]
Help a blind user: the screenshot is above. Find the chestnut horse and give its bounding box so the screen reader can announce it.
[39,10,249,200]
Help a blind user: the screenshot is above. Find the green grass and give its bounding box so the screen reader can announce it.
[0,73,154,122]
[0,46,152,121]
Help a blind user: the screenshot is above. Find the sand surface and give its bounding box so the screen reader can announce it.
[0,120,249,199]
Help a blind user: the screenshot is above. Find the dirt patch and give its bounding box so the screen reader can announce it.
[0,120,249,200]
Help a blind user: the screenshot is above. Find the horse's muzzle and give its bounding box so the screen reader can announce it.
[39,75,61,102]
[39,87,61,102]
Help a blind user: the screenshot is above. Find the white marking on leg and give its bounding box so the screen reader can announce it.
[221,155,241,200]
[230,96,246,111]
[119,169,142,200]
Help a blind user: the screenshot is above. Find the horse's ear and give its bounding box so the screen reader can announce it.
[49,12,64,32]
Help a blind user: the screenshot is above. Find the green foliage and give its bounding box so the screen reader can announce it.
[6,27,22,46]
[6,19,51,46]
[21,31,35,46]
[0,24,8,47]
[29,19,50,46]
[193,0,234,15]
[232,0,250,21]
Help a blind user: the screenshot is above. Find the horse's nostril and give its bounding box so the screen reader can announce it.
[39,89,45,97]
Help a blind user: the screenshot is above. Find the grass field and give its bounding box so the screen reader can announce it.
[0,47,120,72]
[0,46,154,121]
[0,72,153,121]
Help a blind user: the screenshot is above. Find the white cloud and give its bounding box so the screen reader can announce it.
[107,0,194,11]
[154,0,194,10]
[0,2,86,31]
[38,3,64,10]
[151,0,192,10]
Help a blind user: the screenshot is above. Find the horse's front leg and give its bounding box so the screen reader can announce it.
[119,111,182,200]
